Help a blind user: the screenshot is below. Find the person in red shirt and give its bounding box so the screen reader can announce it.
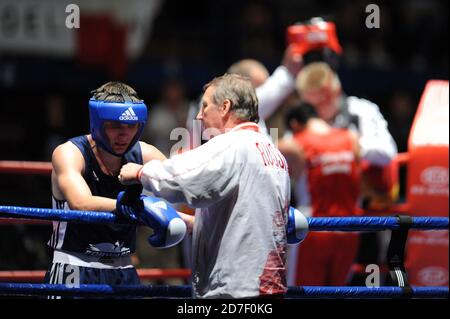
[279,102,362,285]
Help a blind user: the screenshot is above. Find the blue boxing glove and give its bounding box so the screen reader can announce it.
[287,206,309,245]
[116,185,144,222]
[139,196,187,249]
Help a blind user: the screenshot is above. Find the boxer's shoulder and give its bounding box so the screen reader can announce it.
[52,141,84,172]
[138,141,167,162]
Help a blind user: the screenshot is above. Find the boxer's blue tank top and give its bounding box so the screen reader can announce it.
[48,135,143,257]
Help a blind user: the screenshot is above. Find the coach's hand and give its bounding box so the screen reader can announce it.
[287,206,309,245]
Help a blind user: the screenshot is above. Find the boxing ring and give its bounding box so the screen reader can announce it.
[0,160,448,299]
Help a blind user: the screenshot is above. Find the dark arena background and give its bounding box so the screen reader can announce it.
[0,0,448,307]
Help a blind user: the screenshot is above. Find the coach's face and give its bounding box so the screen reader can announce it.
[196,86,225,138]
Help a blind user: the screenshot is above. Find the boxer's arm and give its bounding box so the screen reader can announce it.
[257,47,302,120]
[257,66,295,120]
[52,142,116,211]
[139,141,167,162]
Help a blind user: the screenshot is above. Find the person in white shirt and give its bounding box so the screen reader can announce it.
[119,74,292,298]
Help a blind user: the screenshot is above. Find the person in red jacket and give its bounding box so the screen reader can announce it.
[279,102,362,285]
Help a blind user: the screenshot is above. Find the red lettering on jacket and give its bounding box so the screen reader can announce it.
[255,142,288,171]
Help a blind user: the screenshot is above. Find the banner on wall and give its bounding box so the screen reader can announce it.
[0,0,162,59]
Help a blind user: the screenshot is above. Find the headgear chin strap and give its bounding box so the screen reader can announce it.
[89,98,148,157]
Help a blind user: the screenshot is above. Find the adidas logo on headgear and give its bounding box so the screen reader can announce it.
[119,107,138,121]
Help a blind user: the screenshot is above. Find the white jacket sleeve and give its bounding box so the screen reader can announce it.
[348,96,398,166]
[139,135,241,208]
[257,66,295,120]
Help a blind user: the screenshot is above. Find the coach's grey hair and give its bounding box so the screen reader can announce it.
[203,73,259,123]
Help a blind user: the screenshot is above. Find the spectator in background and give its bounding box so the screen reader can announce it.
[237,0,280,62]
[137,78,191,280]
[43,94,69,161]
[142,78,190,157]
[227,59,269,87]
[388,90,416,153]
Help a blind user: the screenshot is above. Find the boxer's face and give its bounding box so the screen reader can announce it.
[197,86,224,134]
[103,121,139,154]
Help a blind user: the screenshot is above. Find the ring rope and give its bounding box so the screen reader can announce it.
[0,161,52,175]
[288,286,448,299]
[0,269,191,282]
[0,283,446,299]
[309,216,448,231]
[0,283,190,298]
[0,205,448,230]
[0,205,119,224]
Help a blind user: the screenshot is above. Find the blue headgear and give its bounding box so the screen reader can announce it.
[89,97,147,156]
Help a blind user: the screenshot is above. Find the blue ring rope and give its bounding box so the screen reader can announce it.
[307,216,449,231]
[0,283,447,299]
[0,283,191,298]
[287,286,448,299]
[0,205,119,224]
[0,205,448,230]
